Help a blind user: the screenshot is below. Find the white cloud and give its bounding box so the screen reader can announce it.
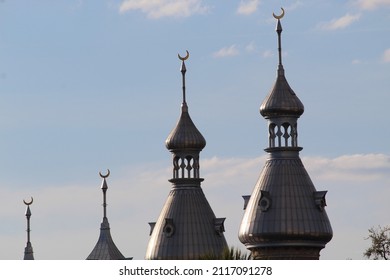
[318,13,361,30]
[355,0,390,10]
[303,153,390,182]
[237,0,260,15]
[382,48,390,63]
[352,59,362,64]
[213,45,240,58]
[119,0,209,19]
[286,1,304,11]
[262,50,274,58]
[245,42,256,53]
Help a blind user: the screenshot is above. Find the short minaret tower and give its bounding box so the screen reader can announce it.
[87,170,128,260]
[239,9,333,260]
[23,197,34,260]
[146,51,228,259]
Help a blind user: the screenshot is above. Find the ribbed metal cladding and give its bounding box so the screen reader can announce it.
[260,69,304,118]
[165,104,206,151]
[239,150,333,255]
[145,184,227,259]
[86,218,126,260]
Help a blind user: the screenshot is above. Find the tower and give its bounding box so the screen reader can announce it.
[145,51,228,259]
[86,170,128,260]
[238,9,333,260]
[23,197,34,260]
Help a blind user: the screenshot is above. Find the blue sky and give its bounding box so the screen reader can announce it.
[0,0,389,259]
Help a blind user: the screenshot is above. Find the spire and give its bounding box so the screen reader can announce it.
[239,8,332,259]
[260,7,304,147]
[23,197,34,260]
[179,50,188,106]
[276,12,284,75]
[165,51,206,179]
[86,170,128,260]
[146,51,227,259]
[101,170,109,220]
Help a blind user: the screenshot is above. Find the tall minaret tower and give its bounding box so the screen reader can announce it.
[146,51,228,259]
[23,197,34,260]
[87,170,127,260]
[239,9,333,260]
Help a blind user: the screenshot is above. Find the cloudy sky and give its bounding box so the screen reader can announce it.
[0,0,389,260]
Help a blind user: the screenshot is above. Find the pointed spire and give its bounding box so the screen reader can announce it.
[86,170,128,260]
[276,15,284,75]
[23,197,34,260]
[179,50,188,105]
[178,50,189,112]
[100,169,109,220]
[165,51,206,154]
[260,7,304,121]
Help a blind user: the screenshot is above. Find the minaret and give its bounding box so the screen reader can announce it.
[239,9,333,260]
[145,51,228,259]
[87,170,128,260]
[23,197,34,260]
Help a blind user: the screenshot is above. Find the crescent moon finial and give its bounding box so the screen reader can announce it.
[23,197,33,206]
[273,7,285,20]
[178,50,190,61]
[99,169,110,179]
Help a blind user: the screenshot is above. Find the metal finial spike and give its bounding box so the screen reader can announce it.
[276,18,283,33]
[178,50,189,105]
[99,171,109,219]
[99,169,110,179]
[25,205,32,217]
[273,8,285,70]
[24,198,32,242]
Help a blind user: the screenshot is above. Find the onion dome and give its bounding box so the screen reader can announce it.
[260,17,304,118]
[165,103,206,151]
[260,69,304,117]
[165,53,206,151]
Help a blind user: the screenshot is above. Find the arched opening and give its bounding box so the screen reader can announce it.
[282,122,291,147]
[269,123,276,147]
[186,156,193,178]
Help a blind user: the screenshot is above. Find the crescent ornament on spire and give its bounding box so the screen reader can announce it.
[99,169,110,179]
[273,7,285,20]
[178,50,190,61]
[23,197,33,206]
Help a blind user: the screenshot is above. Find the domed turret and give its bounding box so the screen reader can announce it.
[146,51,227,259]
[239,9,332,260]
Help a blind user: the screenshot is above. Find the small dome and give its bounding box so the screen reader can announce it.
[260,69,304,118]
[165,103,206,151]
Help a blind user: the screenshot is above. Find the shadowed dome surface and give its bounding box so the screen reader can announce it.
[260,70,304,118]
[165,103,206,151]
